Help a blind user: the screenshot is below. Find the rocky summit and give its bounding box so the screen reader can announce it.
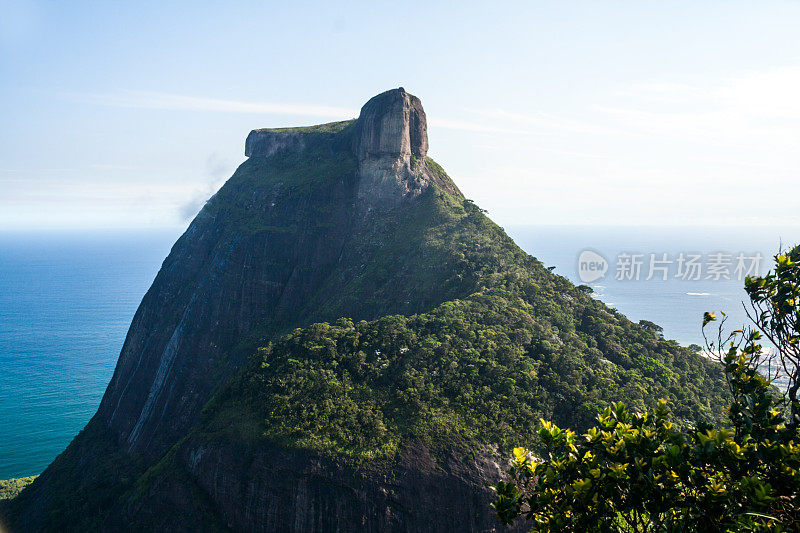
[2,89,729,532]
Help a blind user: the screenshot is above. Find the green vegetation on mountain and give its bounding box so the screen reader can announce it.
[216,127,358,221]
[0,477,37,502]
[193,192,728,464]
[252,119,356,134]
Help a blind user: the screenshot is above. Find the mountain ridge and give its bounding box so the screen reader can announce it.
[2,88,729,532]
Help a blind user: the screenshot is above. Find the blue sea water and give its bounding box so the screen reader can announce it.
[1,225,799,480]
[0,230,177,480]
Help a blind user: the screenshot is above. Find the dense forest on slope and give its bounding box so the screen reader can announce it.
[194,195,729,464]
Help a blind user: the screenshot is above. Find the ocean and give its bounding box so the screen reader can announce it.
[0,230,177,480]
[1,225,798,480]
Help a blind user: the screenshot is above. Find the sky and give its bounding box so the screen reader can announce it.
[1,0,800,230]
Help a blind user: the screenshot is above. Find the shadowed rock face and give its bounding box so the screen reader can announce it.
[94,90,452,460]
[97,167,361,457]
[113,439,524,533]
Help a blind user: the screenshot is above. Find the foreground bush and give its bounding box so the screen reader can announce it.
[494,246,800,532]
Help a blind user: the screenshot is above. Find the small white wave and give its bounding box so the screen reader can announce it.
[686,292,711,296]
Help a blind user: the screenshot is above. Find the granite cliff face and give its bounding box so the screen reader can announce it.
[354,87,428,161]
[244,129,307,157]
[3,88,729,532]
[352,88,435,210]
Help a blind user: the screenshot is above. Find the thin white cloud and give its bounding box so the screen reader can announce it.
[78,90,358,118]
[470,138,612,160]
[688,155,794,175]
[595,65,800,147]
[25,66,800,228]
[468,108,620,136]
[76,90,519,136]
[460,65,800,194]
[428,117,534,135]
[612,80,705,104]
[89,163,135,170]
[469,65,800,148]
[7,180,198,202]
[179,154,234,221]
[622,66,800,119]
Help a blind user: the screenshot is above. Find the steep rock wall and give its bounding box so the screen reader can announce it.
[116,439,523,533]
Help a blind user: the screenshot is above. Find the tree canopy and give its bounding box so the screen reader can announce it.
[494,245,800,532]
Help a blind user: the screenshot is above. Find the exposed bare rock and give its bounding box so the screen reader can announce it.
[353,87,428,161]
[244,130,305,157]
[352,88,436,210]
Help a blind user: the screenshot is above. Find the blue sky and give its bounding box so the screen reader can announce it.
[2,0,800,229]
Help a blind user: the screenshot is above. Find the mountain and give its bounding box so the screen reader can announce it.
[2,88,729,532]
